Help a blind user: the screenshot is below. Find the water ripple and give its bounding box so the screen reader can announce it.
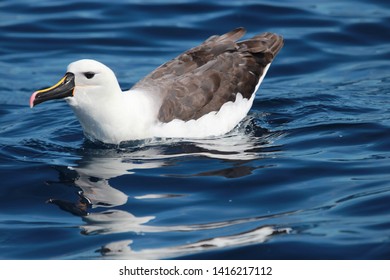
[0,0,389,259]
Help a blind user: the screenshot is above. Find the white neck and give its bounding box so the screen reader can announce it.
[67,88,158,144]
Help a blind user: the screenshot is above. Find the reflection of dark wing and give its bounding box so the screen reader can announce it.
[132,27,284,123]
[48,198,89,217]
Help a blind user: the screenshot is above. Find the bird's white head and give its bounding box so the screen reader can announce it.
[30,59,121,108]
[30,59,148,143]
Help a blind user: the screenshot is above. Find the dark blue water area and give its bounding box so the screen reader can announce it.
[0,0,389,259]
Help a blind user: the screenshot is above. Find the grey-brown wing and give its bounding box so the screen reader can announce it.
[132,28,283,123]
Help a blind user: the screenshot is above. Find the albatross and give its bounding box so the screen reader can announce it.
[30,28,284,144]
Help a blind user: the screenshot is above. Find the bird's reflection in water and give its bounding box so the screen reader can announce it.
[48,121,290,259]
[98,226,290,260]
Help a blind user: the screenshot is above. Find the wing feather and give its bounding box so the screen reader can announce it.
[132,28,283,123]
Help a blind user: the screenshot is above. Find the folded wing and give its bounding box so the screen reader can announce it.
[132,27,284,123]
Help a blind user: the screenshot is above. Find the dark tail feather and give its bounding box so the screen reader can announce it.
[205,27,247,44]
[238,32,284,60]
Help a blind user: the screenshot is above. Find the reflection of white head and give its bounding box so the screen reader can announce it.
[72,153,164,208]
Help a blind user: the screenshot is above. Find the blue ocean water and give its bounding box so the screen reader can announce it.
[0,0,389,259]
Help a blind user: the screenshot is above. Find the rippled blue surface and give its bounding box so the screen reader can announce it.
[1,0,389,259]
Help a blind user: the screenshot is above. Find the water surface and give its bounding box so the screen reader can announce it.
[0,0,389,259]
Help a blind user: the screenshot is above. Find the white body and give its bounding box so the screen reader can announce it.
[65,60,271,144]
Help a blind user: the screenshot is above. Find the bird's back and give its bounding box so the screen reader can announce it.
[132,27,284,123]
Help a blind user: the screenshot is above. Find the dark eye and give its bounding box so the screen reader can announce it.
[84,72,95,79]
